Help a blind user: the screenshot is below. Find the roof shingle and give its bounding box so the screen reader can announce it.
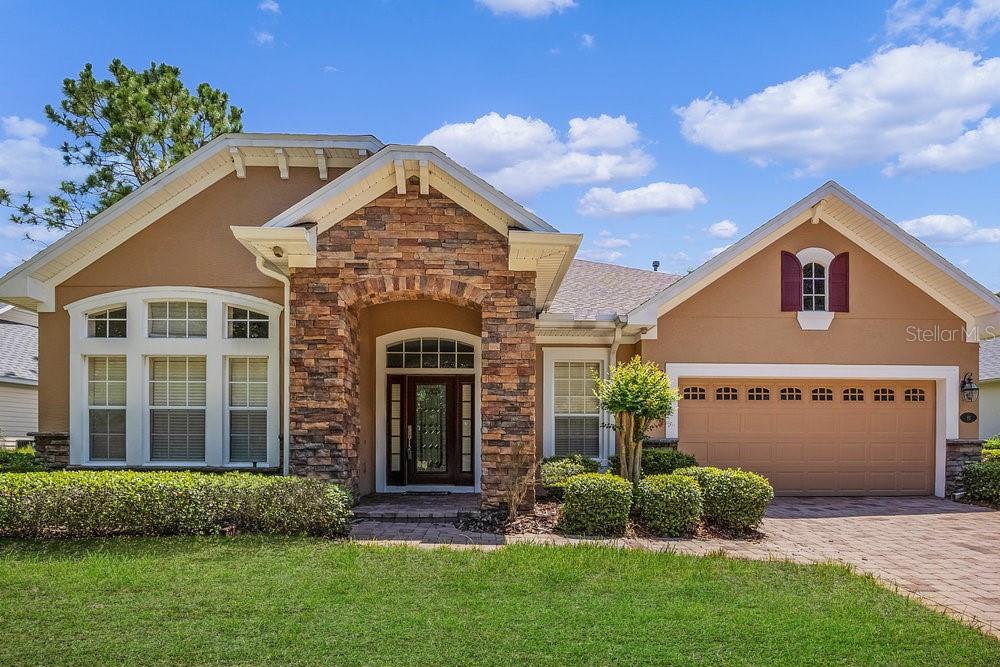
[981,338,1000,382]
[546,259,681,321]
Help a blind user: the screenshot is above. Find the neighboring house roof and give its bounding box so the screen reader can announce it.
[982,338,1000,382]
[627,181,1000,339]
[0,313,38,386]
[546,259,682,321]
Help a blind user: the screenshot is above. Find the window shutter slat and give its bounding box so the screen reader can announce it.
[829,252,849,312]
[780,251,803,311]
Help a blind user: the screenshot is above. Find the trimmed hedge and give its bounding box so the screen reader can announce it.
[540,455,600,498]
[0,471,353,538]
[983,435,1000,463]
[635,474,702,537]
[963,460,1000,505]
[608,448,698,477]
[675,466,774,532]
[984,449,1000,462]
[0,449,46,473]
[558,473,633,536]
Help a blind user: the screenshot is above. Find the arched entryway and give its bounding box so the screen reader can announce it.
[375,327,481,492]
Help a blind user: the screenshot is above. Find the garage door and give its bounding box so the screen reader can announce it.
[677,379,935,495]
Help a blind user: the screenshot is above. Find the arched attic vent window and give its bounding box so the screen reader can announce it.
[780,251,849,312]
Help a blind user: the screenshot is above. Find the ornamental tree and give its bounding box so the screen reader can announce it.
[593,356,679,486]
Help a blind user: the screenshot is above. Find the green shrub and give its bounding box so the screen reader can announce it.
[635,474,702,537]
[676,466,774,532]
[609,448,698,477]
[558,473,633,536]
[984,448,1000,462]
[540,455,600,498]
[963,460,1000,505]
[0,450,46,473]
[984,434,1000,449]
[0,471,353,538]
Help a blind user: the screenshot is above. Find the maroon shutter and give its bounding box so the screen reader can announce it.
[829,252,849,312]
[780,251,802,311]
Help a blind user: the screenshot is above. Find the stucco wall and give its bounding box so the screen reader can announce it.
[640,221,981,438]
[982,381,1000,440]
[39,166,337,433]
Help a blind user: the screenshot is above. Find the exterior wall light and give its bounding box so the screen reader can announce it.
[961,373,979,402]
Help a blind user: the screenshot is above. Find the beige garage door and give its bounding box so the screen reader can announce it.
[677,379,935,495]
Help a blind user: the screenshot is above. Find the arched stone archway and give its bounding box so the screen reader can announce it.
[287,183,537,508]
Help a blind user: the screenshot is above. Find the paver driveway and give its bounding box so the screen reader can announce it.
[352,496,1000,636]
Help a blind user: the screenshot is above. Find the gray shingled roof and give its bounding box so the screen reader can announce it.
[0,319,37,385]
[982,337,1000,382]
[547,259,682,320]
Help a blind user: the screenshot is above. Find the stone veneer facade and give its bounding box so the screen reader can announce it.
[288,182,537,508]
[945,439,984,497]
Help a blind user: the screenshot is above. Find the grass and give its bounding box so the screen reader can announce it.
[1,538,998,666]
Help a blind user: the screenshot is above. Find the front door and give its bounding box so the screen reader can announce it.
[386,375,474,487]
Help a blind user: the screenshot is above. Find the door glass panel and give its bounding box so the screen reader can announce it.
[414,384,447,473]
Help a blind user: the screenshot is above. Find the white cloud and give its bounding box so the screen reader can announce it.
[676,41,1000,174]
[253,30,274,46]
[0,224,66,244]
[594,230,631,248]
[1,117,45,140]
[579,248,624,262]
[707,245,731,258]
[0,116,86,194]
[707,219,738,239]
[888,0,1000,38]
[258,0,280,13]
[577,182,706,217]
[476,0,576,18]
[891,115,1000,172]
[421,112,655,198]
[322,65,340,73]
[580,33,594,48]
[0,252,28,270]
[899,213,1000,244]
[568,114,638,150]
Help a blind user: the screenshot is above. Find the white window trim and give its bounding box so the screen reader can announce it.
[664,362,960,497]
[542,347,610,464]
[67,287,282,469]
[796,247,836,330]
[375,327,481,493]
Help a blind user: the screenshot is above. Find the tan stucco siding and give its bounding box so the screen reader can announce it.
[357,300,481,496]
[39,166,337,432]
[641,221,981,438]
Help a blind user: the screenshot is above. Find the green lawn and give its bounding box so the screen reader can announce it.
[1,538,998,666]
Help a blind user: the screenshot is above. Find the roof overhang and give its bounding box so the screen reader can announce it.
[263,145,557,237]
[0,133,383,312]
[628,181,1000,342]
[231,225,318,275]
[508,231,582,311]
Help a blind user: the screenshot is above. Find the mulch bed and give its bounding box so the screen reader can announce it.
[455,499,765,541]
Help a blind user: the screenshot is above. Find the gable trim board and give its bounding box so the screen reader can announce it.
[0,134,383,312]
[628,182,1000,342]
[664,362,959,496]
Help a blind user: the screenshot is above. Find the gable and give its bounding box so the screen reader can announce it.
[629,182,1000,340]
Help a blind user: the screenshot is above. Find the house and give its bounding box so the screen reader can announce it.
[0,305,38,448]
[981,339,1000,440]
[0,133,996,506]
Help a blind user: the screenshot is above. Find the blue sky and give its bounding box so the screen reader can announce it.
[3,0,1000,289]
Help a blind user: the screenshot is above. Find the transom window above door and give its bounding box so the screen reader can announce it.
[386,337,475,369]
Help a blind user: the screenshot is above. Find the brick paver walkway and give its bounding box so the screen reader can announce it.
[352,496,1000,636]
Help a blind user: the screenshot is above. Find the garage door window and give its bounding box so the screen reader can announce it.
[812,387,833,401]
[683,387,706,400]
[748,387,770,401]
[874,388,895,402]
[780,387,802,401]
[905,388,926,402]
[843,388,865,402]
[716,387,739,401]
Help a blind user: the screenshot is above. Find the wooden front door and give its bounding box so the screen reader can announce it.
[386,375,475,487]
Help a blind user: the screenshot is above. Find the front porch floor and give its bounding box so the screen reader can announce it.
[354,493,482,522]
